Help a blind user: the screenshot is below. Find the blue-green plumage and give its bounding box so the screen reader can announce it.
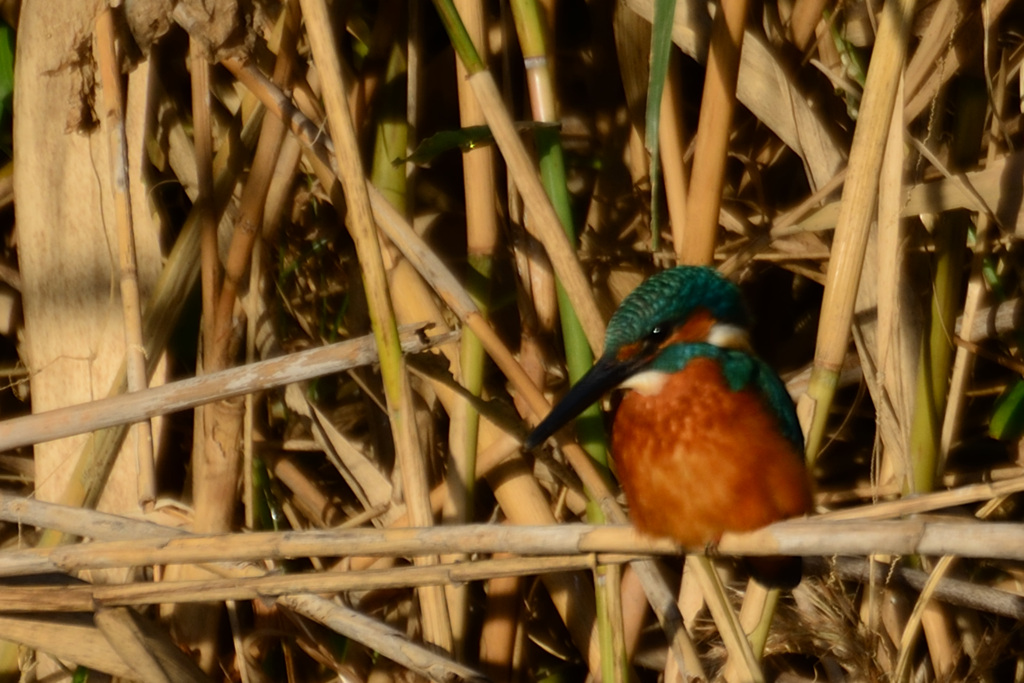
[603,266,748,352]
[644,342,804,451]
[526,266,800,451]
[525,265,813,588]
[600,267,802,450]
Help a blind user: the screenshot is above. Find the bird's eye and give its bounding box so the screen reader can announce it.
[648,324,670,344]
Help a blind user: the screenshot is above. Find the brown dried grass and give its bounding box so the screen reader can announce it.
[0,0,1023,681]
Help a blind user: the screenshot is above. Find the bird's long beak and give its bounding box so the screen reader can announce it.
[523,353,636,449]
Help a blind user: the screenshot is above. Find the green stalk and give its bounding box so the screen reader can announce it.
[644,0,678,252]
[459,256,490,507]
[509,2,618,680]
[537,127,608,466]
[908,78,985,493]
[510,0,606,466]
[370,44,409,215]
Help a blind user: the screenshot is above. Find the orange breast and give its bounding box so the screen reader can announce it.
[611,357,813,547]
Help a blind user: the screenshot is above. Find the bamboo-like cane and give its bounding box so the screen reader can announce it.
[297,0,453,652]
[680,0,748,266]
[804,0,919,461]
[95,9,156,508]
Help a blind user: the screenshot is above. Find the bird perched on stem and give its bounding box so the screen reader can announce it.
[525,266,813,588]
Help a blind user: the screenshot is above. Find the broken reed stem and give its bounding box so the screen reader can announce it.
[95,8,155,507]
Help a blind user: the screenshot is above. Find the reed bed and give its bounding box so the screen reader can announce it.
[0,0,1023,681]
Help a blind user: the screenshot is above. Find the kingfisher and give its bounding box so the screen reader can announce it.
[525,266,813,587]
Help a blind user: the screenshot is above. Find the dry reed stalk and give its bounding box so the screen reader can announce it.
[660,51,690,262]
[2,502,484,682]
[482,448,603,668]
[278,595,487,682]
[449,0,496,529]
[442,0,497,655]
[2,522,686,577]
[624,0,845,187]
[874,74,913,494]
[223,62,560,436]
[221,68,629,673]
[24,121,245,558]
[0,554,642,612]
[264,452,343,528]
[464,71,606,353]
[680,0,747,266]
[5,488,487,681]
[177,27,231,671]
[0,614,144,680]
[95,8,155,509]
[805,0,918,460]
[786,0,829,50]
[904,0,1011,121]
[0,325,451,451]
[298,0,453,651]
[895,495,1005,681]
[221,66,607,667]
[816,556,1024,621]
[191,33,290,541]
[776,151,1024,246]
[190,39,220,368]
[941,47,1008,460]
[690,554,762,683]
[94,606,208,683]
[478,553,521,681]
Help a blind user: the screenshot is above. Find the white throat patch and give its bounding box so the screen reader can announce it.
[616,322,749,396]
[619,369,669,396]
[706,323,751,350]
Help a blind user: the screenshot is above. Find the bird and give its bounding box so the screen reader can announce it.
[524,266,813,588]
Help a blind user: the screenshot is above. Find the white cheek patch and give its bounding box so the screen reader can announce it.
[619,369,669,396]
[706,323,751,350]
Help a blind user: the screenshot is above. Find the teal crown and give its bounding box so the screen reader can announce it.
[603,266,749,353]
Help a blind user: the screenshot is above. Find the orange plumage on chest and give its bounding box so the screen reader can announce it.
[610,357,812,548]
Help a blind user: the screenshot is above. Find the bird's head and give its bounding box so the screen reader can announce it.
[524,266,753,449]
